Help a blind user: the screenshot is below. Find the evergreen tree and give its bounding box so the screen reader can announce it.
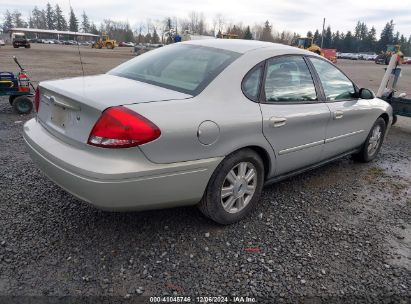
[55,4,67,31]
[261,21,273,42]
[145,32,152,43]
[306,31,313,38]
[69,7,79,32]
[216,29,222,38]
[332,31,341,50]
[313,29,320,45]
[379,20,394,51]
[365,26,377,51]
[31,6,47,29]
[12,10,27,28]
[2,10,13,31]
[89,22,99,35]
[45,2,55,30]
[152,29,159,43]
[343,31,355,52]
[81,11,90,32]
[393,31,400,44]
[324,26,332,48]
[28,14,34,28]
[243,26,253,40]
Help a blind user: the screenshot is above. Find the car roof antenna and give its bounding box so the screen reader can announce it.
[69,0,85,77]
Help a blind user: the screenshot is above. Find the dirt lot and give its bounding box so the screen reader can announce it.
[0,44,410,303]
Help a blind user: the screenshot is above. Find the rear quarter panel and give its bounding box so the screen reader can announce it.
[130,49,285,176]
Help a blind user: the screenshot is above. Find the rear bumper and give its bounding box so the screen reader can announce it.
[23,118,222,211]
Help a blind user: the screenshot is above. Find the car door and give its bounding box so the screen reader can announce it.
[308,57,371,159]
[258,55,331,175]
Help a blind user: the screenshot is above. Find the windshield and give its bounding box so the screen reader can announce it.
[387,45,397,52]
[109,44,241,95]
[297,38,310,48]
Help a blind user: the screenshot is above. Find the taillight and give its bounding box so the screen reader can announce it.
[87,106,161,148]
[34,87,40,112]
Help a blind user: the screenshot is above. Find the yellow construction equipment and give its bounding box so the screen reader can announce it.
[296,37,324,56]
[221,33,239,39]
[91,34,117,49]
[375,45,404,65]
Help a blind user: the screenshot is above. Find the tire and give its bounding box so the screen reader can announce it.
[106,43,113,49]
[392,115,398,126]
[12,96,33,114]
[198,149,265,224]
[9,95,17,105]
[385,56,391,65]
[352,117,386,162]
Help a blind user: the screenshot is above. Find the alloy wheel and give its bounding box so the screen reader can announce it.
[367,125,382,156]
[220,162,257,214]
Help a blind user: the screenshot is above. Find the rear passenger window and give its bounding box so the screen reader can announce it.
[242,65,263,101]
[309,57,356,101]
[264,56,317,103]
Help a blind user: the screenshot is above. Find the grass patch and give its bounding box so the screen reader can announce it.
[368,166,385,176]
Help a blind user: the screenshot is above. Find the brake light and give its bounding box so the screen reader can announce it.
[87,106,161,148]
[34,87,40,112]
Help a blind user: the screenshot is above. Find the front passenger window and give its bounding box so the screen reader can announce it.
[309,57,356,101]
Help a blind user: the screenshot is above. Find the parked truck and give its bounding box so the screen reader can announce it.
[12,33,30,49]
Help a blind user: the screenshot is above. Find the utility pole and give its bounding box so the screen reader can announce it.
[320,18,325,48]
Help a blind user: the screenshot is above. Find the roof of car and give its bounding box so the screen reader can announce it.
[183,39,302,54]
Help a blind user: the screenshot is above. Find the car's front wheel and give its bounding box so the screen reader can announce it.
[352,117,386,162]
[199,149,264,224]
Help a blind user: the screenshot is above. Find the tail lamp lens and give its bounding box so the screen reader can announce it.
[87,106,161,148]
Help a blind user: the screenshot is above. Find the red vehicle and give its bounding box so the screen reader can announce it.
[322,48,337,63]
[403,57,411,64]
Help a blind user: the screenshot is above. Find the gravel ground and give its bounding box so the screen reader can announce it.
[0,45,410,303]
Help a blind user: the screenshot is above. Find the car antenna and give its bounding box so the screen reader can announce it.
[69,0,85,77]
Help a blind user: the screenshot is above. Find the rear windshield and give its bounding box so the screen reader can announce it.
[108,44,240,95]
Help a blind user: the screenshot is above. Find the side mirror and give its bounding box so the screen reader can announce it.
[359,88,374,100]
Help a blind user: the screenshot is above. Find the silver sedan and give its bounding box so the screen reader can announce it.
[23,39,392,224]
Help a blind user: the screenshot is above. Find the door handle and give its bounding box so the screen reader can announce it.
[270,117,287,127]
[333,111,344,120]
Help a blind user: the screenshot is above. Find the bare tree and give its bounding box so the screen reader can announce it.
[135,22,145,43]
[213,13,225,34]
[187,11,205,34]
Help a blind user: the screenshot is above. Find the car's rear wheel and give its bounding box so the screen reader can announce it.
[352,117,386,162]
[198,149,264,224]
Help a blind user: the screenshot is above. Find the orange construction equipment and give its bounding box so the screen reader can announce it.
[322,48,337,63]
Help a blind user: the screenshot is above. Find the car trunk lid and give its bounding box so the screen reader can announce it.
[37,74,192,145]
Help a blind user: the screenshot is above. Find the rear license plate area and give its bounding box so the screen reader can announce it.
[50,105,67,128]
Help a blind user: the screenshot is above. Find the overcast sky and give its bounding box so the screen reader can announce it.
[2,0,411,37]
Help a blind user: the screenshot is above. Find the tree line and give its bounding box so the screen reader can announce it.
[1,5,410,55]
[306,20,410,55]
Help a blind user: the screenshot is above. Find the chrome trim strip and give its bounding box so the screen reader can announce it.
[279,140,324,155]
[325,130,365,143]
[44,94,81,111]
